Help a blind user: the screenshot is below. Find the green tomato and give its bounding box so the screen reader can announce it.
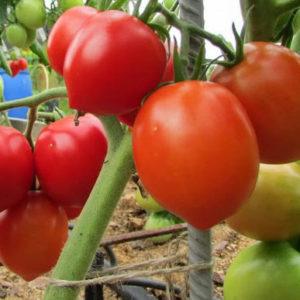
[224,241,300,300]
[135,189,164,213]
[5,24,28,48]
[144,211,182,244]
[59,0,84,12]
[227,162,300,241]
[16,0,46,30]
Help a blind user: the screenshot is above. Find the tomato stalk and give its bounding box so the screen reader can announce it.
[0,87,67,111]
[240,0,300,41]
[45,128,134,300]
[155,3,236,61]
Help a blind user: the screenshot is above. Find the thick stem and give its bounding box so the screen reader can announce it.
[240,0,300,42]
[274,0,300,13]
[99,116,124,156]
[0,87,67,111]
[45,131,134,300]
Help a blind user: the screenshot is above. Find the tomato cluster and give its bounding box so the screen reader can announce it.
[9,58,28,77]
[0,114,107,281]
[5,0,46,49]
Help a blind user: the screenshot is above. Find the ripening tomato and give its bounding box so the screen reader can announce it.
[34,114,108,206]
[64,10,167,115]
[47,6,97,75]
[212,42,300,163]
[0,126,33,211]
[227,163,300,241]
[133,81,259,229]
[0,191,68,281]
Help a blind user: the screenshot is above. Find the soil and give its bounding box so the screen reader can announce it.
[0,182,255,299]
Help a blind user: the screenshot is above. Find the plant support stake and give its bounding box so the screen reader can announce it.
[179,0,213,299]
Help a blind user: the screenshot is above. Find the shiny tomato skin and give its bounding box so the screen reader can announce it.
[133,81,259,229]
[47,6,97,75]
[34,114,108,206]
[0,126,33,212]
[0,191,68,281]
[64,10,167,115]
[17,58,28,70]
[212,42,300,164]
[63,204,82,220]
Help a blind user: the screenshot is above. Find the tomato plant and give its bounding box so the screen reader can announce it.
[0,126,33,212]
[34,114,108,206]
[63,10,167,115]
[0,191,68,281]
[224,241,300,300]
[47,6,97,75]
[133,80,259,229]
[15,0,46,30]
[212,42,300,164]
[227,162,300,241]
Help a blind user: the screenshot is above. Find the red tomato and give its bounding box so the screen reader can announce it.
[17,58,28,70]
[133,81,259,229]
[9,60,21,77]
[0,126,33,212]
[212,42,300,163]
[34,114,108,206]
[47,6,97,75]
[117,108,139,127]
[63,204,82,220]
[63,10,167,115]
[0,191,68,281]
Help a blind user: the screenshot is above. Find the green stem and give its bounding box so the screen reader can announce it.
[99,116,124,156]
[140,0,159,23]
[0,87,67,112]
[45,131,134,300]
[274,0,300,14]
[37,111,56,121]
[0,47,11,76]
[24,106,37,149]
[156,3,235,60]
[240,0,300,42]
[30,41,49,66]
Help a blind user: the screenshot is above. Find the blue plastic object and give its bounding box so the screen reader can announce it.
[0,68,33,119]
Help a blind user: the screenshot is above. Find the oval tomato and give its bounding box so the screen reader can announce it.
[64,10,167,115]
[212,42,300,164]
[47,6,97,75]
[0,191,68,281]
[17,58,28,70]
[227,162,300,241]
[0,126,33,211]
[133,81,259,229]
[34,114,108,206]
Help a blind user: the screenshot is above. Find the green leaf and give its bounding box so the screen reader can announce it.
[108,0,129,10]
[173,40,186,82]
